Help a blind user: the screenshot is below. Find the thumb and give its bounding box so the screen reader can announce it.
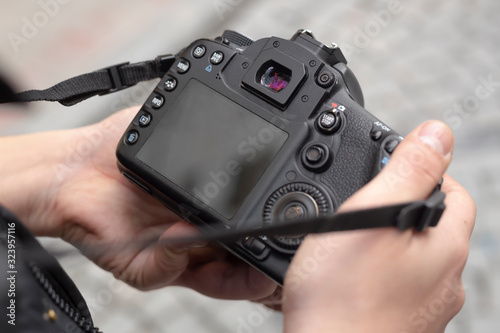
[144,221,207,289]
[340,120,454,212]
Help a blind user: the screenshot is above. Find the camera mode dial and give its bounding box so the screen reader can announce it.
[263,183,329,251]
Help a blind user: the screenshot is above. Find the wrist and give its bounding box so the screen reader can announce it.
[0,128,78,236]
[284,308,410,333]
[283,287,414,333]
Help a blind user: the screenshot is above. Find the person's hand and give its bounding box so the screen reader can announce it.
[282,121,475,333]
[0,107,277,300]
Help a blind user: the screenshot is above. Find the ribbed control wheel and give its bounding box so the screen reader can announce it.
[263,183,329,251]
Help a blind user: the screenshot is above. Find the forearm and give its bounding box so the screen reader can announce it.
[0,129,77,236]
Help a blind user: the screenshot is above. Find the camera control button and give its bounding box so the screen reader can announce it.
[176,59,190,74]
[192,45,206,58]
[151,95,164,109]
[242,237,266,256]
[371,130,383,141]
[317,111,341,134]
[125,130,139,145]
[164,77,177,91]
[138,113,151,127]
[384,139,400,154]
[319,112,336,128]
[381,156,390,168]
[316,70,336,88]
[210,51,224,65]
[263,183,329,253]
[305,146,324,164]
[301,143,331,171]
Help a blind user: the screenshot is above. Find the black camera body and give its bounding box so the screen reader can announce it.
[116,30,403,284]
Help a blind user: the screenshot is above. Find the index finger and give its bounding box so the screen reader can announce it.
[438,174,477,240]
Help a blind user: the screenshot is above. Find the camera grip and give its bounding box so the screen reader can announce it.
[320,106,381,206]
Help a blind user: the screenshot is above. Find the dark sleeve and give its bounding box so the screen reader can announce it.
[0,205,101,333]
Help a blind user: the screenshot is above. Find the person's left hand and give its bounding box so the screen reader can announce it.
[0,106,277,300]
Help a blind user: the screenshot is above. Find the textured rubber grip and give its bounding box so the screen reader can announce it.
[320,106,380,205]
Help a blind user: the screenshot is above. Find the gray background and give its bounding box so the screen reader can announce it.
[0,0,499,332]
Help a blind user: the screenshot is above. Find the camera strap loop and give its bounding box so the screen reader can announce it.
[396,190,446,231]
[0,55,175,106]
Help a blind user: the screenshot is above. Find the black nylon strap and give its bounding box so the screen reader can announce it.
[156,190,446,246]
[0,55,175,106]
[0,74,19,102]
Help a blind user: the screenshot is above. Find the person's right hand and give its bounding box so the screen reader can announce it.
[283,121,475,333]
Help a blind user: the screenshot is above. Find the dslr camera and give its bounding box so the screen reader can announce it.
[116,30,403,284]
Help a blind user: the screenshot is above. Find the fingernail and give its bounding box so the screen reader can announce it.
[189,240,208,248]
[418,121,453,157]
[170,240,207,254]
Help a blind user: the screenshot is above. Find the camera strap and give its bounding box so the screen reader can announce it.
[0,55,176,106]
[157,190,446,246]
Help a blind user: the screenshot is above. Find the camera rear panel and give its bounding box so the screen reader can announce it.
[116,31,403,284]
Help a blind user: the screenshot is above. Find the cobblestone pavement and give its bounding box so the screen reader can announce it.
[1,0,499,332]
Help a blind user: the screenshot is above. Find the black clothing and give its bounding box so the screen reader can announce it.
[0,206,99,333]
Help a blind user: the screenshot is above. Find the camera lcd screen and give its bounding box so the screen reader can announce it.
[137,79,288,219]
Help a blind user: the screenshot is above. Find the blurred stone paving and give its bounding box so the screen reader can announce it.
[1,0,499,332]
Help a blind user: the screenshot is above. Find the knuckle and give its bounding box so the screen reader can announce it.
[465,193,477,220]
[445,231,470,270]
[156,248,187,275]
[453,190,477,238]
[454,243,470,271]
[451,284,466,316]
[452,184,477,219]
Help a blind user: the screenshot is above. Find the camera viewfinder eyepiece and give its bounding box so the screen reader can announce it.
[258,62,291,93]
[242,48,306,109]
